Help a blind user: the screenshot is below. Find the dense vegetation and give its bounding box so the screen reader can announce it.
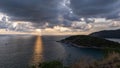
[60,35,120,49]
[31,60,68,68]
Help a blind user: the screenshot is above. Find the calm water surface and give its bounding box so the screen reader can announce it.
[0,35,118,68]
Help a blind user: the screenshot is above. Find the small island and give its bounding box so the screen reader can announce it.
[59,35,120,49]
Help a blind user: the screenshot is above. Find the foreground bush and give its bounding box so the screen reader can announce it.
[31,60,69,68]
[72,53,120,68]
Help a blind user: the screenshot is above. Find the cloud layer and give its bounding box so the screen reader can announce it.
[0,0,120,32]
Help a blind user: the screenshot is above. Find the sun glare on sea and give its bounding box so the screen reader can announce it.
[31,36,43,65]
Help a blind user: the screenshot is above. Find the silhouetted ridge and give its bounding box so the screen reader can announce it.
[90,29,120,38]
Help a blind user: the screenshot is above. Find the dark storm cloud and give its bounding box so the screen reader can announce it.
[0,0,62,23]
[0,0,120,27]
[70,0,120,18]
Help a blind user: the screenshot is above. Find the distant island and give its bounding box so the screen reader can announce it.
[89,29,120,38]
[59,35,120,49]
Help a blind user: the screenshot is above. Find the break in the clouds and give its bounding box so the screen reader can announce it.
[0,0,120,33]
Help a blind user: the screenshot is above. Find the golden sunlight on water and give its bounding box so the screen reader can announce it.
[31,36,43,64]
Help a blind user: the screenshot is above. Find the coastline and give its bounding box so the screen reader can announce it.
[59,41,105,49]
[58,40,120,50]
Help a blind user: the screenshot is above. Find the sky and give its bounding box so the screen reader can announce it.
[0,0,120,35]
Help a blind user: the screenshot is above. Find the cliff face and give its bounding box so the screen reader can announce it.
[89,29,120,38]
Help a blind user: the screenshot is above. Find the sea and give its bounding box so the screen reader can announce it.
[0,35,119,68]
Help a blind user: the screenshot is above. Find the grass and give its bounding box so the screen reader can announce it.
[71,52,120,68]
